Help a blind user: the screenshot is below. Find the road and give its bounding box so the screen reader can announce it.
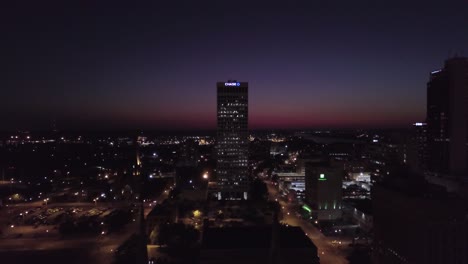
[5,201,132,209]
[266,181,349,264]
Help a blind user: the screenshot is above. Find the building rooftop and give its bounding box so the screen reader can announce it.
[379,167,460,200]
[202,225,317,250]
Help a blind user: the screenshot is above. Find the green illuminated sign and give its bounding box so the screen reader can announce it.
[302,205,312,213]
[318,173,327,181]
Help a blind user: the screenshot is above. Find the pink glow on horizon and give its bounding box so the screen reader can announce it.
[66,98,423,129]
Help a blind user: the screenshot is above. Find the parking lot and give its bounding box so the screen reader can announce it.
[1,204,134,239]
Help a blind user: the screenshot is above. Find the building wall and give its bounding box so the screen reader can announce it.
[351,208,373,233]
[446,58,468,175]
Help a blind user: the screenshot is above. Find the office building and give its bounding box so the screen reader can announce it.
[305,159,343,220]
[216,81,249,200]
[426,57,468,177]
[276,172,306,201]
[410,122,428,172]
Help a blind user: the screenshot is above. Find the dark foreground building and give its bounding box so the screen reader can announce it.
[216,81,249,200]
[200,225,320,264]
[372,170,467,264]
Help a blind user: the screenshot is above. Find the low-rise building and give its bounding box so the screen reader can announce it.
[200,225,320,264]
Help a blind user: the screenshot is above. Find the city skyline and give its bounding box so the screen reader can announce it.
[3,1,468,130]
[2,1,468,264]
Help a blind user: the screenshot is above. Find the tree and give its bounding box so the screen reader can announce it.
[149,227,158,244]
[157,223,199,248]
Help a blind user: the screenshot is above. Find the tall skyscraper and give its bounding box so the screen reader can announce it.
[216,81,249,200]
[426,57,468,177]
[411,122,428,172]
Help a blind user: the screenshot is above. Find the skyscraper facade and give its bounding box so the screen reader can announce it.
[426,57,468,177]
[216,81,249,200]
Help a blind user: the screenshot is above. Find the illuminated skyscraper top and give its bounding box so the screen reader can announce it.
[216,81,249,200]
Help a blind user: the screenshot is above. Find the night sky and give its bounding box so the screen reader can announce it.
[2,1,468,130]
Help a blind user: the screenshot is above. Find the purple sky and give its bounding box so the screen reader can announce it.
[2,0,468,130]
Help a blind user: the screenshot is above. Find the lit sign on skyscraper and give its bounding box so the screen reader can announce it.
[224,82,240,86]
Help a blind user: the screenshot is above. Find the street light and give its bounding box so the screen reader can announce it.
[203,172,208,180]
[193,210,201,218]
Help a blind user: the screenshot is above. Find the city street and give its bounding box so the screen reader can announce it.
[266,181,349,264]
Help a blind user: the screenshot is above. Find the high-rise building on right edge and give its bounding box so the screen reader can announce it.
[426,57,468,178]
[216,81,249,200]
[372,58,468,264]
